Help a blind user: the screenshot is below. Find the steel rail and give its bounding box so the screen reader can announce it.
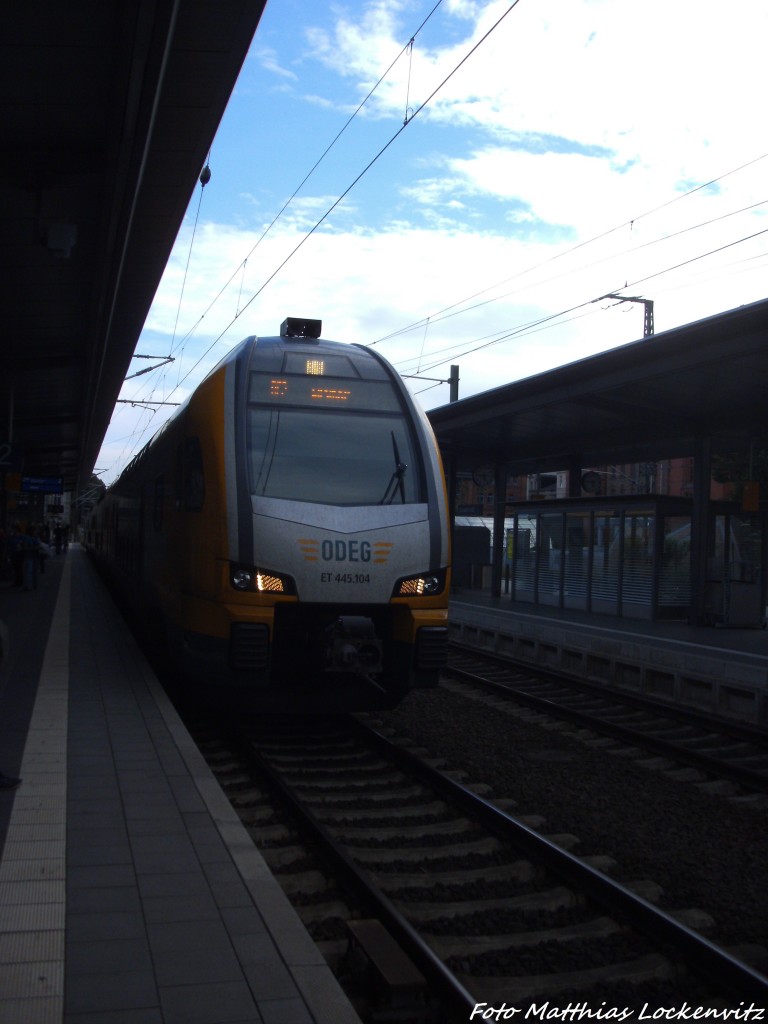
[449,641,768,745]
[246,735,477,1024]
[351,716,768,1002]
[446,651,768,794]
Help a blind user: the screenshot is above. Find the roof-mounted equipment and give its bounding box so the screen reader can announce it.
[280,317,322,340]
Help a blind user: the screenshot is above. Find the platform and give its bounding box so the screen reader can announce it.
[0,547,361,1024]
[449,591,768,726]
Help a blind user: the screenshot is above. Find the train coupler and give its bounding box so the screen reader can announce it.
[326,615,383,674]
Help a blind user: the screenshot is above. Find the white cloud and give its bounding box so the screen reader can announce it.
[254,45,298,81]
[98,0,768,481]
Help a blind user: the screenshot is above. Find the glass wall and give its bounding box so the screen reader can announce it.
[622,513,654,617]
[564,511,590,610]
[705,512,763,626]
[511,515,536,603]
[537,512,564,606]
[498,500,692,621]
[591,512,621,614]
[659,515,691,613]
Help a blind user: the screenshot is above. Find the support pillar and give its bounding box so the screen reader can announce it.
[445,447,457,592]
[491,462,506,599]
[690,434,712,625]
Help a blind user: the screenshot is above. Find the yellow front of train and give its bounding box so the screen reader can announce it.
[167,319,450,710]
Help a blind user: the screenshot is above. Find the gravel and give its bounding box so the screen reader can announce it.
[378,682,768,952]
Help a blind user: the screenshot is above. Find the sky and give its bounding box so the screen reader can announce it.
[97,0,768,483]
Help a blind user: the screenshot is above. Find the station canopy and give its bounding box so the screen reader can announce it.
[2,1,267,493]
[428,298,768,479]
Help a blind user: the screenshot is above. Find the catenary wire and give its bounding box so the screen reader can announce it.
[373,152,768,346]
[120,25,767,416]
[103,1,520,476]
[112,169,768,480]
[392,195,768,362]
[407,225,768,375]
[117,0,451,419]
[162,0,447,364]
[161,0,526,402]
[104,19,768,476]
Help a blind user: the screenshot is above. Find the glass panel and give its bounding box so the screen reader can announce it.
[622,513,654,615]
[564,511,590,610]
[512,514,536,603]
[730,514,762,580]
[591,512,620,613]
[711,513,727,572]
[537,512,564,606]
[247,408,422,505]
[659,516,691,610]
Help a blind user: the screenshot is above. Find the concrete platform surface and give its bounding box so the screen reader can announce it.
[0,547,361,1024]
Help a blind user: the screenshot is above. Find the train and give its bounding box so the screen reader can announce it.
[85,317,450,711]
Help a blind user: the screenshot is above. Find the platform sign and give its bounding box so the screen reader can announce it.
[22,476,63,494]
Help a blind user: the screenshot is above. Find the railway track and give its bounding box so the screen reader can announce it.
[446,644,768,799]
[195,713,768,1021]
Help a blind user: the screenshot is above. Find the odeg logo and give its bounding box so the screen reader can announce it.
[321,540,371,562]
[298,538,393,564]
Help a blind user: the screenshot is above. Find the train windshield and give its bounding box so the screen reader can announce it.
[246,371,423,505]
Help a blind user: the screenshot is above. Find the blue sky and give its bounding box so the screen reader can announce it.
[98,0,768,481]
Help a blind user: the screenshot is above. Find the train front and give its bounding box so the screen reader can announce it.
[224,318,450,710]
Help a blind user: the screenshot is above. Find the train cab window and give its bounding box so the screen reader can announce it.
[247,409,422,505]
[246,368,425,506]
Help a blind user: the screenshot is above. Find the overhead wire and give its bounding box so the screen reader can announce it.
[108,8,767,475]
[117,0,450,424]
[411,305,601,395]
[106,0,461,475]
[390,193,768,365]
[126,9,767,413]
[114,154,768,479]
[159,0,447,366]
[373,152,768,346]
[157,0,525,403]
[405,222,768,376]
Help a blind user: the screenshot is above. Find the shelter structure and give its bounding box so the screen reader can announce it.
[428,298,768,627]
[1,0,268,513]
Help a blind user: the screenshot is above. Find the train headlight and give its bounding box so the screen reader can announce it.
[231,567,253,590]
[422,575,442,595]
[393,570,445,597]
[229,563,294,594]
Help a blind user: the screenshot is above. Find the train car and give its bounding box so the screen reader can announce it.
[86,317,450,710]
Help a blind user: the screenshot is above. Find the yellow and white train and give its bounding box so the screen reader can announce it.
[86,318,450,710]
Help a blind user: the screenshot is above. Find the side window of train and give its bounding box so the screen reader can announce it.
[153,475,164,531]
[184,437,205,512]
[174,444,183,509]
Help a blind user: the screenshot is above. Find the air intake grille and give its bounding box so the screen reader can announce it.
[415,626,448,670]
[230,623,270,670]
